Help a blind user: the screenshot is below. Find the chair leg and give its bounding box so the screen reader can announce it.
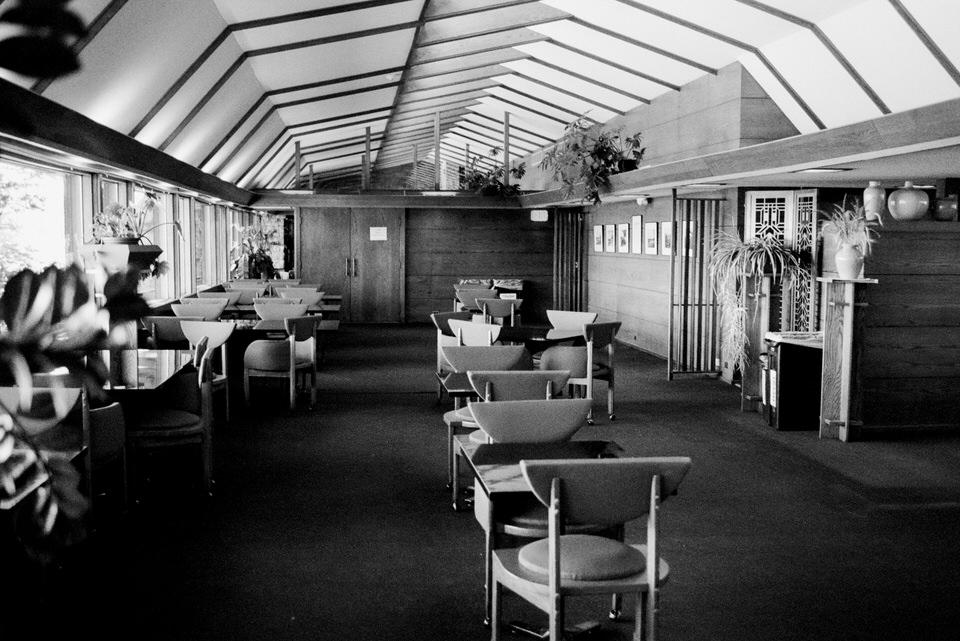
[244,370,251,407]
[491,574,502,641]
[289,373,296,414]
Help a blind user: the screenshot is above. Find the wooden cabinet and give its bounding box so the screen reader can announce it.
[299,207,404,323]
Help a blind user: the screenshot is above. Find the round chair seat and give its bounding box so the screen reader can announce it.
[518,534,645,581]
[130,408,200,430]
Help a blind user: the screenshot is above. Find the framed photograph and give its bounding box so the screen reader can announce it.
[660,221,674,256]
[631,215,643,254]
[644,222,658,254]
[604,224,616,253]
[593,225,604,252]
[617,223,630,253]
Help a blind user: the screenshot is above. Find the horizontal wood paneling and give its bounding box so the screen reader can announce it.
[405,208,554,323]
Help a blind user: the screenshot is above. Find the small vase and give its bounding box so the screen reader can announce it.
[887,181,929,221]
[834,243,864,280]
[933,194,958,221]
[863,181,885,217]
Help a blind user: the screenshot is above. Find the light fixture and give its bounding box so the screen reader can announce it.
[635,195,650,206]
[530,209,549,222]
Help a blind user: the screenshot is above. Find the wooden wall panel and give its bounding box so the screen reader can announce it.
[859,223,960,431]
[405,208,554,323]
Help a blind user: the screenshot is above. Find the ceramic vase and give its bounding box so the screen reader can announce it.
[933,194,958,221]
[863,181,885,217]
[834,243,863,280]
[887,181,929,220]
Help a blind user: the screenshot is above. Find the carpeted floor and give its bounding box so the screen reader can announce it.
[7,324,959,640]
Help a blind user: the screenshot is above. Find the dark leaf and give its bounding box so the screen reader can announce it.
[0,5,87,36]
[101,269,151,322]
[0,36,79,77]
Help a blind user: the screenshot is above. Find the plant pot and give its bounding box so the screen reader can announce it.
[616,158,638,173]
[933,194,958,221]
[83,242,162,274]
[887,181,929,221]
[99,237,140,245]
[834,243,864,280]
[863,181,885,217]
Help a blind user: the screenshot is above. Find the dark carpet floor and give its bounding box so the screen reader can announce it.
[6,324,959,640]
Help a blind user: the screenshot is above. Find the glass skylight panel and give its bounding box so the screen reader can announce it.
[466,103,564,141]
[904,0,960,69]
[529,21,703,87]
[637,0,796,47]
[492,74,618,122]
[481,88,582,124]
[762,29,879,128]
[276,87,398,127]
[820,0,960,114]
[742,0,865,23]
[501,60,639,112]
[541,0,741,66]
[737,52,820,135]
[515,42,668,100]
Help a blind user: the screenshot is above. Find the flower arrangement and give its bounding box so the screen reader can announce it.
[819,196,882,256]
[91,192,181,244]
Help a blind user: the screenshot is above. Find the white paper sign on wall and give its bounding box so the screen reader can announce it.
[370,226,387,241]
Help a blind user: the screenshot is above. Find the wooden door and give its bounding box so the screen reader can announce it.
[349,208,404,322]
[298,207,403,323]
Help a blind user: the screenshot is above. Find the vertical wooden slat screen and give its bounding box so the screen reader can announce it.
[553,209,584,310]
[668,196,723,378]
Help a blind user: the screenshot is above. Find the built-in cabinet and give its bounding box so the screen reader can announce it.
[298,207,404,323]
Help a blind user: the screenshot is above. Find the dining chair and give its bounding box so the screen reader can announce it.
[253,296,302,304]
[491,457,692,641]
[142,314,201,348]
[254,302,308,320]
[454,287,497,313]
[467,370,571,405]
[546,309,598,330]
[227,286,266,305]
[429,310,473,403]
[125,336,215,499]
[243,315,319,413]
[478,297,523,327]
[197,290,243,305]
[278,289,323,306]
[438,344,532,494]
[180,320,236,426]
[85,399,128,521]
[539,321,621,424]
[171,300,227,321]
[448,318,501,346]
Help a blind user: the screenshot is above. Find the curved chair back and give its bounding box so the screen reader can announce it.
[253,296,302,304]
[229,286,267,304]
[546,309,598,330]
[521,457,692,525]
[441,345,532,373]
[254,302,309,320]
[468,370,571,401]
[538,346,588,379]
[448,318,501,346]
[284,315,319,342]
[455,288,497,312]
[171,301,226,321]
[180,320,235,351]
[198,290,243,305]
[478,298,522,326]
[468,398,591,443]
[279,289,323,305]
[142,315,199,347]
[0,386,82,436]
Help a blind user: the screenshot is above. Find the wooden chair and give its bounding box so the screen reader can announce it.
[125,337,215,499]
[142,315,200,348]
[467,370,571,405]
[85,399,128,521]
[479,297,523,327]
[243,316,319,413]
[278,289,323,306]
[429,310,473,402]
[180,320,236,426]
[455,287,497,313]
[539,321,620,424]
[546,309,598,330]
[491,457,692,641]
[448,318,501,346]
[226,286,266,305]
[253,296,301,304]
[254,302,308,320]
[197,290,243,305]
[171,300,227,321]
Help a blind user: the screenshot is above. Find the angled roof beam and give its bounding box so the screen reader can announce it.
[418,5,569,47]
[510,57,651,103]
[887,0,960,87]
[406,48,530,79]
[467,111,556,144]
[546,39,681,92]
[505,69,629,115]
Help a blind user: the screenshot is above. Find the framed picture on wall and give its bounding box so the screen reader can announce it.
[593,225,604,252]
[644,222,658,254]
[617,223,629,253]
[604,224,616,253]
[631,215,643,253]
[660,221,674,256]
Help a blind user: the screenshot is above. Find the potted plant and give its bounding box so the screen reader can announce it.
[461,146,526,198]
[709,232,803,375]
[538,114,645,205]
[87,192,181,276]
[231,221,278,279]
[819,196,882,280]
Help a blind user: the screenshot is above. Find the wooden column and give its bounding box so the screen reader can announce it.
[818,277,877,441]
[503,112,511,186]
[741,274,771,412]
[433,110,441,190]
[294,141,301,188]
[363,126,371,189]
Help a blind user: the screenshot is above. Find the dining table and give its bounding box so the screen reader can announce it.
[453,435,625,625]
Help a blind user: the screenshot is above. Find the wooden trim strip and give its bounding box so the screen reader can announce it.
[274,81,401,110]
[546,39,681,92]
[231,0,411,31]
[32,0,131,94]
[423,0,542,22]
[517,56,650,103]
[468,112,555,144]
[201,96,270,171]
[206,101,276,175]
[238,132,289,189]
[247,21,419,58]
[508,69,627,116]
[487,85,584,121]
[888,0,960,87]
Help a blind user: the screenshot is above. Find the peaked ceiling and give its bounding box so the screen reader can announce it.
[3,0,959,194]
